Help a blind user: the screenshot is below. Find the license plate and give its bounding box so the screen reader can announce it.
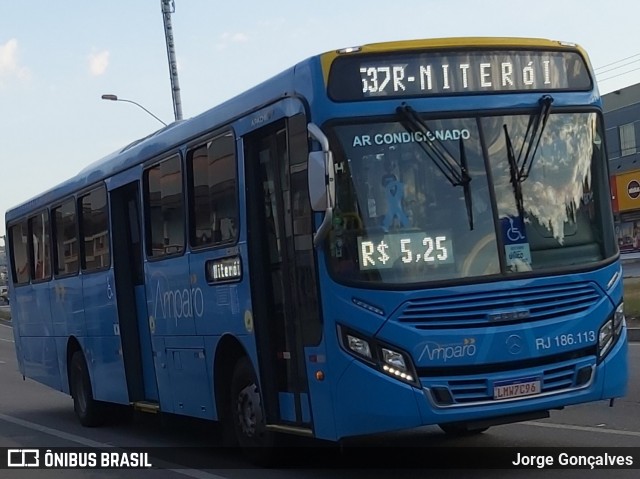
[493,377,541,400]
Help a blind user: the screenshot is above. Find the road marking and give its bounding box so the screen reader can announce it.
[523,420,640,438]
[0,412,229,479]
[0,321,14,342]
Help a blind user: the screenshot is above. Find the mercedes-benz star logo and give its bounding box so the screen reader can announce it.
[506,334,523,355]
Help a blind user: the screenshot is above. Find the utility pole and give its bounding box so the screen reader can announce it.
[161,0,183,121]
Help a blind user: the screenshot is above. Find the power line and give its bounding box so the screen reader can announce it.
[593,52,640,83]
[598,65,640,83]
[595,52,640,71]
[597,58,640,76]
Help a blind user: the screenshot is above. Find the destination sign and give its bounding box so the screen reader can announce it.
[328,49,591,100]
[206,255,242,284]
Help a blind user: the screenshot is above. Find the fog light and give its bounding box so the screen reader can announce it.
[431,387,454,405]
[576,366,592,386]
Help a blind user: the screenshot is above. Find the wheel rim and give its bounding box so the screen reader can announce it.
[236,383,262,438]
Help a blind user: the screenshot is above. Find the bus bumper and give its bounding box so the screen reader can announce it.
[331,326,627,440]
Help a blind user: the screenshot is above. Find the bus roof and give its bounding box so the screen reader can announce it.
[5,36,588,222]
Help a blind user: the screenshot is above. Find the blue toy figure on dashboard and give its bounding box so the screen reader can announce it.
[382,173,409,232]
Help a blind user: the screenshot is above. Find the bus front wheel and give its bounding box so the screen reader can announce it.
[230,357,276,462]
[70,351,104,427]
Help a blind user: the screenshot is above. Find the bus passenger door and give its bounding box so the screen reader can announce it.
[244,115,314,431]
[110,182,158,403]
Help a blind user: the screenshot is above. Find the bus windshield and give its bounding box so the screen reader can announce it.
[327,111,611,285]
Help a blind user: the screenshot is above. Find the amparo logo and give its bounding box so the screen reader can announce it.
[153,281,204,324]
[419,338,477,362]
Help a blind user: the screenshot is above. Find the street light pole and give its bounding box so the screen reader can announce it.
[161,0,183,121]
[101,94,167,126]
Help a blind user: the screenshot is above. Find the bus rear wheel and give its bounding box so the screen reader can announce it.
[438,423,489,435]
[230,357,276,464]
[70,351,104,427]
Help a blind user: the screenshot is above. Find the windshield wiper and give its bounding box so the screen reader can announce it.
[517,94,554,181]
[504,124,525,219]
[459,136,474,230]
[503,94,554,219]
[396,104,474,230]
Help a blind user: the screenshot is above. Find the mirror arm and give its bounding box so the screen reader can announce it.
[308,123,330,153]
[313,207,333,248]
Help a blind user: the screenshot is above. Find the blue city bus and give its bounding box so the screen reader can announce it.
[5,37,627,454]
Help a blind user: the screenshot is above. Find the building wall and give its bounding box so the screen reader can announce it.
[604,82,640,251]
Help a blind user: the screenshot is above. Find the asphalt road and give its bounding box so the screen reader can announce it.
[0,320,639,478]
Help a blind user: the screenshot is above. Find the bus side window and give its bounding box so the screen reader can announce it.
[79,186,111,271]
[187,132,238,248]
[28,210,52,282]
[52,199,79,276]
[9,220,30,285]
[143,156,185,258]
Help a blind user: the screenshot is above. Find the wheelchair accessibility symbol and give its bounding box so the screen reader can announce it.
[502,216,527,244]
[107,278,114,300]
[501,215,532,271]
[506,217,525,242]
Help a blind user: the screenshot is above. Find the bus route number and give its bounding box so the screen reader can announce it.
[360,66,407,94]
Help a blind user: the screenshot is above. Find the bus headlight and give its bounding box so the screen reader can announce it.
[338,325,419,387]
[598,303,625,360]
[381,347,407,369]
[613,302,625,337]
[346,333,372,360]
[380,347,416,383]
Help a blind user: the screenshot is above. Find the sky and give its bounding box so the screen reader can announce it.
[2,0,640,242]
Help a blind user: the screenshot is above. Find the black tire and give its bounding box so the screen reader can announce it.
[69,351,104,427]
[229,357,277,464]
[439,423,489,436]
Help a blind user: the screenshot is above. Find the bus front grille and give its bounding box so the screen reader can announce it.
[397,282,600,329]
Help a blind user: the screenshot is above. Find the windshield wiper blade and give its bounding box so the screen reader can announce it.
[504,124,525,219]
[503,94,553,219]
[396,105,469,186]
[518,94,554,181]
[459,136,474,230]
[396,104,474,230]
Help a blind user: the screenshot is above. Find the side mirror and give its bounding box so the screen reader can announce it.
[308,150,328,211]
[307,123,335,212]
[307,123,335,247]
